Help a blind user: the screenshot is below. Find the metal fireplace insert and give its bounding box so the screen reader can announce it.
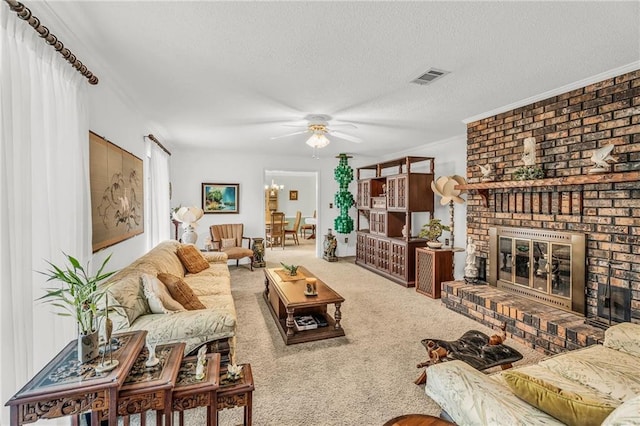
[488,227,586,315]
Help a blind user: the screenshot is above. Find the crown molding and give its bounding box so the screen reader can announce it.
[463,61,640,124]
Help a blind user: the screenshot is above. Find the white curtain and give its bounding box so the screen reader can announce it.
[0,6,90,424]
[146,139,171,249]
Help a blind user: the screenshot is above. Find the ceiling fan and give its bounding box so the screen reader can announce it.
[270,114,363,151]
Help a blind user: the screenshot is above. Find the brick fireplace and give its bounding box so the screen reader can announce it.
[443,69,640,354]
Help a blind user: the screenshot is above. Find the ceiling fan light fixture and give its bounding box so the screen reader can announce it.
[306,132,330,149]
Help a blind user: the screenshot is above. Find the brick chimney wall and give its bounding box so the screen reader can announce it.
[466,69,640,322]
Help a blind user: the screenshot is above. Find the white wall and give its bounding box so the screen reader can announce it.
[87,79,167,271]
[171,148,344,259]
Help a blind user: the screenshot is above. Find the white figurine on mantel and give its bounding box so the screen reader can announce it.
[464,236,479,284]
[195,346,207,380]
[588,144,617,174]
[479,164,494,182]
[522,137,537,166]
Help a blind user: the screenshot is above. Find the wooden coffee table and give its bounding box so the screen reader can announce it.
[263,266,345,345]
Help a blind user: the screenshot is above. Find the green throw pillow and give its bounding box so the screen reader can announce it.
[503,371,616,426]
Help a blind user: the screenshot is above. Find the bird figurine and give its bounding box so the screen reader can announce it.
[588,144,616,174]
[479,164,494,182]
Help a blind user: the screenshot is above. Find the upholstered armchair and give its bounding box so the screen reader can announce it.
[209,224,254,271]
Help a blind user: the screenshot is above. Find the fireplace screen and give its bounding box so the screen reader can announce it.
[490,227,585,314]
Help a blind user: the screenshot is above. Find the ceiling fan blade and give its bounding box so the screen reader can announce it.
[270,130,309,140]
[327,123,358,129]
[328,130,362,143]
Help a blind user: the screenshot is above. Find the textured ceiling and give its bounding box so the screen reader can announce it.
[32,1,640,158]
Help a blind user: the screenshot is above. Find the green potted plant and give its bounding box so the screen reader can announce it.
[280,262,299,276]
[419,219,451,248]
[38,253,116,363]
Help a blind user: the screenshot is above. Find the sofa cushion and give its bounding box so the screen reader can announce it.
[503,371,616,426]
[495,363,621,406]
[176,244,209,274]
[538,345,640,401]
[158,273,206,310]
[141,274,185,314]
[425,360,564,425]
[604,321,640,358]
[221,238,236,249]
[602,395,640,426]
[104,272,150,326]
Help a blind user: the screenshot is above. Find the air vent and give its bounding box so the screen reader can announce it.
[412,68,450,86]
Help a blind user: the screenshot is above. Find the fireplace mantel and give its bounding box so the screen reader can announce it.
[456,170,640,207]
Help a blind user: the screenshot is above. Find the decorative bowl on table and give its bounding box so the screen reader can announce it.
[427,241,443,249]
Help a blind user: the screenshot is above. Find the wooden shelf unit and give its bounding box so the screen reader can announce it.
[457,171,640,207]
[355,156,435,287]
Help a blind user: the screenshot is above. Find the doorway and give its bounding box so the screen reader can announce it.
[264,170,318,256]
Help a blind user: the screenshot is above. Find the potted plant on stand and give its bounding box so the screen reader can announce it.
[419,219,451,249]
[38,253,116,363]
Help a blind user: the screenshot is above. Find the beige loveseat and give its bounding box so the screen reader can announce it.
[425,321,640,425]
[101,240,237,362]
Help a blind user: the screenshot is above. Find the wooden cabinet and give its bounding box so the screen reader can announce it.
[415,247,454,298]
[355,156,435,287]
[265,190,278,218]
[356,180,370,209]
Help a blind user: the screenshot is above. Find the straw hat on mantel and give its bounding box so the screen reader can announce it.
[431,175,467,205]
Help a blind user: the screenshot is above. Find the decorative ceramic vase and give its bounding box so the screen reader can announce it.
[323,229,338,262]
[251,237,265,268]
[181,226,197,244]
[78,330,99,363]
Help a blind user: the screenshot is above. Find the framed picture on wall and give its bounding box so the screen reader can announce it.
[289,190,298,201]
[90,131,144,252]
[202,183,239,213]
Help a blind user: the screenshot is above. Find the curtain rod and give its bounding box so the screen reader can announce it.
[147,134,172,156]
[4,0,99,85]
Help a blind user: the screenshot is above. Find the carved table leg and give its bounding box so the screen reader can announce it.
[334,303,342,329]
[285,308,295,337]
[264,277,270,299]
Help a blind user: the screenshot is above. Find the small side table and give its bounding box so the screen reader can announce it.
[171,352,221,426]
[108,342,185,426]
[217,363,254,426]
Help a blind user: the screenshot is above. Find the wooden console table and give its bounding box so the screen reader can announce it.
[5,330,146,426]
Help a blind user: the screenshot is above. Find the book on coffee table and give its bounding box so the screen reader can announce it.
[294,315,318,331]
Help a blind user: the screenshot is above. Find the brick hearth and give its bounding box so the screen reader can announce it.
[442,281,605,355]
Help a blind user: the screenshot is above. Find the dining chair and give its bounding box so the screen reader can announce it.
[300,210,316,239]
[266,211,285,249]
[284,211,302,245]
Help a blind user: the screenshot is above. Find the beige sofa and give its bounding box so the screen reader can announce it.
[101,240,237,362]
[425,321,640,425]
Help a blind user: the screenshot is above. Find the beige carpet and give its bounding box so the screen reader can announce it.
[214,237,545,425]
[126,237,545,425]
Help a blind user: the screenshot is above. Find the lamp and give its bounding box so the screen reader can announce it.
[172,206,204,244]
[430,175,467,249]
[265,179,284,196]
[306,132,330,149]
